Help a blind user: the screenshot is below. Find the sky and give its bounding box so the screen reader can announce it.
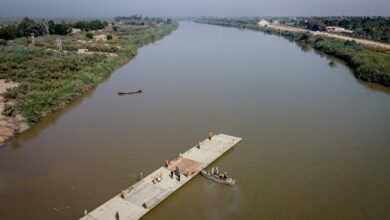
[0,0,389,17]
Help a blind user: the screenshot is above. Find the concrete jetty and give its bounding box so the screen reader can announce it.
[80,133,242,220]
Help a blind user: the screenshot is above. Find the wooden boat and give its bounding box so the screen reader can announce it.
[118,89,142,95]
[200,170,236,185]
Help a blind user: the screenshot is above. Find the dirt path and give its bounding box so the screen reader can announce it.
[268,24,390,50]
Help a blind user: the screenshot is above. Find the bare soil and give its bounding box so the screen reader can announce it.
[0,80,28,144]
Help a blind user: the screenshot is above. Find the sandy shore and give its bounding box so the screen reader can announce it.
[268,24,390,50]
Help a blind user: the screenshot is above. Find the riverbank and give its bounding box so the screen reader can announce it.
[195,18,390,87]
[0,21,178,144]
[266,24,390,50]
[0,80,28,144]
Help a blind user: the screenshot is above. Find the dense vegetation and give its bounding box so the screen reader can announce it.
[312,38,390,84]
[73,20,108,31]
[0,17,49,39]
[0,17,48,40]
[0,25,20,40]
[0,17,109,40]
[48,20,72,35]
[195,17,390,87]
[0,19,178,125]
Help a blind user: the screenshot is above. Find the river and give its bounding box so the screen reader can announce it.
[0,21,389,220]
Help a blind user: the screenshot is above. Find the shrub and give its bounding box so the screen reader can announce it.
[107,34,113,40]
[2,87,18,99]
[2,103,15,116]
[344,40,357,48]
[299,32,310,41]
[86,32,93,39]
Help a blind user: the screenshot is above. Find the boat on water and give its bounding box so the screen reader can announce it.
[200,170,236,185]
[118,89,142,95]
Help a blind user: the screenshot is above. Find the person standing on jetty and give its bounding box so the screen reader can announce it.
[175,166,181,181]
[208,132,213,140]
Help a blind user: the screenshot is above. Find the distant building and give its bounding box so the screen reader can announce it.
[325,26,353,34]
[257,20,270,27]
[71,28,81,34]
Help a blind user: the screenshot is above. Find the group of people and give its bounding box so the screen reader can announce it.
[169,166,181,181]
[210,167,229,180]
[219,172,229,180]
[210,166,219,175]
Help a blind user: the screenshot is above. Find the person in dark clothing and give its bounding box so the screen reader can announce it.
[142,200,148,209]
[175,166,180,176]
[169,170,174,178]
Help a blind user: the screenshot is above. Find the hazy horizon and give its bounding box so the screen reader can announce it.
[0,0,389,18]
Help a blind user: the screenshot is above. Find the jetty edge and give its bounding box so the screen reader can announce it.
[80,133,242,220]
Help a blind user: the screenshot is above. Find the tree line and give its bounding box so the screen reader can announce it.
[114,15,172,25]
[0,17,109,41]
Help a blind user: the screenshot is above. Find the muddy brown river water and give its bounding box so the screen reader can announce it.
[0,22,389,220]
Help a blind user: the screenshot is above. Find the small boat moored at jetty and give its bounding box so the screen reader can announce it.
[200,169,236,185]
[118,89,142,95]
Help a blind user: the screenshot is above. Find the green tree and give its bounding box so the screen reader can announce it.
[18,17,47,37]
[18,17,35,36]
[48,20,72,35]
[73,20,107,31]
[48,20,55,34]
[106,34,113,40]
[74,21,86,31]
